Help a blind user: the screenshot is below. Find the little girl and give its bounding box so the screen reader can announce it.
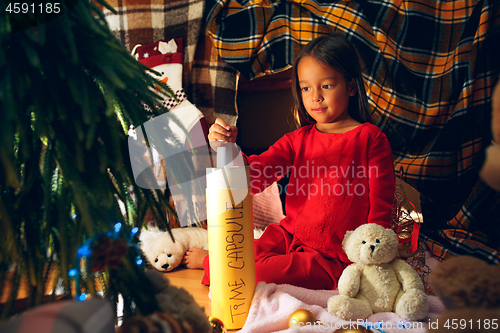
[183,33,395,290]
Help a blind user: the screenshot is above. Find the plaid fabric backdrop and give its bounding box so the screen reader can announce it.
[204,0,500,263]
[101,0,239,126]
[100,0,500,263]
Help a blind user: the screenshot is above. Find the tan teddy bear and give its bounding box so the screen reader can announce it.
[327,223,429,321]
[480,79,500,190]
[118,269,212,333]
[428,255,500,332]
[423,80,500,332]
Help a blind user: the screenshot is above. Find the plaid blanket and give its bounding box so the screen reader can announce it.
[204,0,500,264]
[101,0,239,126]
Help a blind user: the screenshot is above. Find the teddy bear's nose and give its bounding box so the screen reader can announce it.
[162,263,169,269]
[370,245,375,252]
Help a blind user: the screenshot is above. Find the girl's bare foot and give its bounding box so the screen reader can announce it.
[182,248,208,269]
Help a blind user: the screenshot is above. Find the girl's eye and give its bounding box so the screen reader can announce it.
[301,87,310,92]
[322,84,332,89]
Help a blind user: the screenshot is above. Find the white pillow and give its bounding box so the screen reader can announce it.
[252,182,285,230]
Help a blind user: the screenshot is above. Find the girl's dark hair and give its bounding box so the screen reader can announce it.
[291,33,372,128]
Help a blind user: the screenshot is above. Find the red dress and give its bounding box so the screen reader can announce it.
[202,123,395,289]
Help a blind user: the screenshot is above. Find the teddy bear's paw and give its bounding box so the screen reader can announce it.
[327,295,373,320]
[145,269,171,293]
[480,144,500,191]
[156,285,213,333]
[394,289,429,321]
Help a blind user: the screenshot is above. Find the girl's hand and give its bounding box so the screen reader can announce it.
[209,118,247,166]
[208,118,238,148]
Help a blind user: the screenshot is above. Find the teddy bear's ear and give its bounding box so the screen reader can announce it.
[383,227,399,256]
[342,230,354,249]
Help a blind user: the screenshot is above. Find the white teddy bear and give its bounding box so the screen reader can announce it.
[140,226,208,272]
[140,226,266,272]
[327,223,429,321]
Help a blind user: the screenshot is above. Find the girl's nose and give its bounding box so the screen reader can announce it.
[312,91,323,102]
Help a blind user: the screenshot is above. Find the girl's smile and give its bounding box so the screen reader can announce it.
[311,108,326,113]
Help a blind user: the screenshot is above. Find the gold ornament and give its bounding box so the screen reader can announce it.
[288,309,317,328]
[208,316,227,333]
[391,168,434,295]
[391,167,422,258]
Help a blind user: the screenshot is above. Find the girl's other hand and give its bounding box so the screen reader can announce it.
[208,118,238,147]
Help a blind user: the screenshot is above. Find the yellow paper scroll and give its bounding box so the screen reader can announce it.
[207,187,255,330]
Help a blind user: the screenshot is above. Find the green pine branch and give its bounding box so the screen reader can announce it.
[0,0,183,322]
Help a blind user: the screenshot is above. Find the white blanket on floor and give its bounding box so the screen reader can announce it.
[238,281,445,333]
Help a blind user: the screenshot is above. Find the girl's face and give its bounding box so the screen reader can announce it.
[297,56,357,132]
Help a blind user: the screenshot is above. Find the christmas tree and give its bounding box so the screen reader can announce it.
[0,0,182,322]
